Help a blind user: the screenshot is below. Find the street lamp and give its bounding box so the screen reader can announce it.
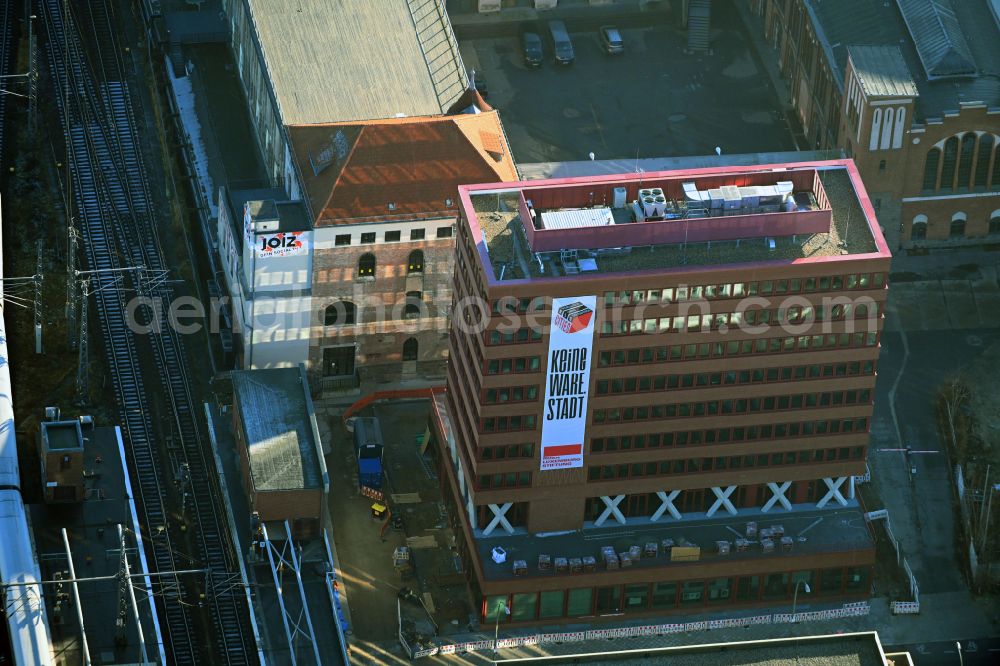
[956,641,963,666]
[791,581,811,622]
[493,600,510,656]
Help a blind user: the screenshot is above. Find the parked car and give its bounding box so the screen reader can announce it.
[599,25,624,55]
[521,31,543,67]
[548,20,575,65]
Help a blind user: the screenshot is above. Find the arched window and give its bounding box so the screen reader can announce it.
[869,108,882,151]
[402,337,418,362]
[358,253,376,277]
[940,136,959,190]
[404,291,422,318]
[407,250,424,274]
[957,133,976,189]
[950,212,966,238]
[911,214,927,241]
[974,135,994,188]
[879,108,894,150]
[855,304,868,319]
[324,301,356,326]
[922,148,940,191]
[989,210,1000,235]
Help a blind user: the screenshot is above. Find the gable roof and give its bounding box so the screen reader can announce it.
[246,0,467,125]
[894,0,976,79]
[288,111,517,226]
[848,46,918,98]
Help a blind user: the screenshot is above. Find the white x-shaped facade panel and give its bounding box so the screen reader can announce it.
[595,495,626,526]
[482,502,514,536]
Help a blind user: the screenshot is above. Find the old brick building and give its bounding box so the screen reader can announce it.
[429,159,891,625]
[749,0,1000,249]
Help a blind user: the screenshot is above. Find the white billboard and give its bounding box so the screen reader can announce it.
[255,231,308,258]
[540,295,596,471]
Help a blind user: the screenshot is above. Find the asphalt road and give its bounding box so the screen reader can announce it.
[460,9,795,163]
[888,637,1000,666]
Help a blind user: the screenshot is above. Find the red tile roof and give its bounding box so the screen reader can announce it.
[288,109,516,226]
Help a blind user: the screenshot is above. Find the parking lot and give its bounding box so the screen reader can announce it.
[459,11,795,163]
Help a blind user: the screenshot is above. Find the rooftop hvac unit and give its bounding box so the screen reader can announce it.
[639,188,654,200]
[642,195,659,218]
[653,194,668,217]
[739,186,760,208]
[254,219,280,232]
[613,186,627,209]
[774,181,794,196]
[707,188,725,209]
[631,200,646,222]
[721,185,742,210]
[682,182,700,204]
[650,187,664,198]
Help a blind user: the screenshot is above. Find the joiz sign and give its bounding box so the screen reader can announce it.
[256,231,307,258]
[540,295,596,471]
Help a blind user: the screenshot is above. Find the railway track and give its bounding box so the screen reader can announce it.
[0,0,12,167]
[41,1,255,662]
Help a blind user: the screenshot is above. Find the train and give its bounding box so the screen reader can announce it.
[0,194,55,664]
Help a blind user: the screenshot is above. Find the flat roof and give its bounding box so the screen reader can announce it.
[28,426,162,664]
[474,505,872,583]
[232,367,322,491]
[462,161,889,284]
[245,0,466,125]
[496,631,889,665]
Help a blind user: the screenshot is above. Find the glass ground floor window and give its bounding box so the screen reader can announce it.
[480,564,871,623]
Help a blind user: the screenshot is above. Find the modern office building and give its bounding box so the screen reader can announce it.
[428,159,891,624]
[748,0,1000,249]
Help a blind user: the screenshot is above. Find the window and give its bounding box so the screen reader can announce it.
[958,133,976,189]
[324,301,355,326]
[358,253,376,277]
[878,159,886,174]
[623,584,649,612]
[322,345,355,377]
[335,234,351,246]
[763,573,789,600]
[402,338,418,361]
[539,591,564,619]
[567,588,593,617]
[595,585,622,614]
[360,232,376,244]
[511,593,537,622]
[437,225,453,239]
[708,578,732,603]
[989,210,1000,235]
[680,581,704,605]
[484,595,510,622]
[940,136,959,190]
[384,230,401,242]
[408,250,424,273]
[974,135,994,187]
[950,213,966,238]
[922,148,940,190]
[736,576,760,601]
[404,291,423,318]
[911,214,927,241]
[844,567,870,592]
[651,582,677,609]
[410,228,425,241]
[819,568,843,595]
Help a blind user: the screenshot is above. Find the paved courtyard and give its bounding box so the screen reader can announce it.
[459,11,795,163]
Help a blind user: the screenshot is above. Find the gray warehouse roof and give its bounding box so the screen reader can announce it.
[232,367,322,491]
[246,0,468,125]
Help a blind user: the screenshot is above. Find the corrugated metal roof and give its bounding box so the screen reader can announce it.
[848,46,918,98]
[247,0,467,125]
[232,368,321,492]
[540,207,615,230]
[894,0,976,79]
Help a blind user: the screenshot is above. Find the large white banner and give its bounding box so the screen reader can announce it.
[540,295,596,471]
[255,231,308,258]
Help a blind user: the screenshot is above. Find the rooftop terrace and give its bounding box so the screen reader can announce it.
[465,162,886,283]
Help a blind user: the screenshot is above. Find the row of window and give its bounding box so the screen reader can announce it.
[590,417,871,452]
[598,301,878,337]
[591,390,872,424]
[922,133,1000,193]
[595,361,875,395]
[483,567,871,622]
[323,292,425,326]
[477,470,532,490]
[586,446,866,482]
[481,414,538,433]
[485,356,542,375]
[485,327,544,346]
[355,249,426,278]
[483,385,539,404]
[479,443,535,461]
[334,227,453,247]
[910,211,1000,241]
[599,273,885,307]
[596,331,879,367]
